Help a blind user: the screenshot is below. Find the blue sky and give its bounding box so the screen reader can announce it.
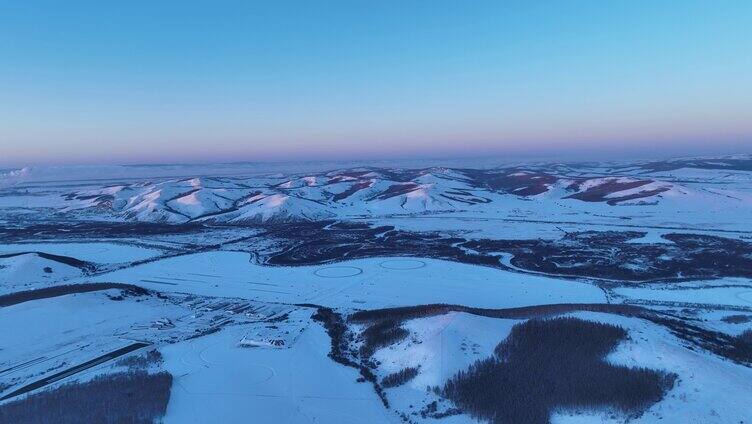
[1,0,750,166]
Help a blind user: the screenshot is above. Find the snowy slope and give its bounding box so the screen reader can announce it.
[0,253,81,292]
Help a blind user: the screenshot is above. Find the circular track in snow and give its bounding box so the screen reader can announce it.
[314,266,363,278]
[378,259,427,270]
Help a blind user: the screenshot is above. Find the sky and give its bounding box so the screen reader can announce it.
[1,0,751,167]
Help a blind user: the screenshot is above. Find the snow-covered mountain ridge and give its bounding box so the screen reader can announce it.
[55,156,752,223]
[1,154,750,225]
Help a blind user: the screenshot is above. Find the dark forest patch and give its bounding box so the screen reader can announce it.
[739,329,752,343]
[332,180,373,201]
[441,318,676,424]
[639,157,752,173]
[721,314,752,324]
[734,330,752,360]
[461,169,557,196]
[368,183,421,201]
[115,349,164,370]
[358,319,409,358]
[564,179,669,205]
[381,367,419,388]
[0,371,172,424]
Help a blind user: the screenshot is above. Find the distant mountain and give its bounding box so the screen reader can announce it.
[37,154,750,224]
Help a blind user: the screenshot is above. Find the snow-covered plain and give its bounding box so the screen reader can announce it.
[162,325,397,424]
[83,253,606,310]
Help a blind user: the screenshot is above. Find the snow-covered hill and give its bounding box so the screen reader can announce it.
[0,253,83,293]
[4,155,748,225]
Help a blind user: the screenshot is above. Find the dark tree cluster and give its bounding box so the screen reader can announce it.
[358,319,410,358]
[381,367,419,388]
[460,168,557,196]
[643,315,752,366]
[311,307,350,364]
[116,349,164,369]
[735,330,752,359]
[563,179,667,204]
[441,318,676,424]
[722,314,752,324]
[0,371,172,424]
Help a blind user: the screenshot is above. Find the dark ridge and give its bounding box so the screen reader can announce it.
[332,180,373,201]
[325,170,374,184]
[338,170,373,178]
[604,188,669,205]
[460,169,557,196]
[348,303,646,323]
[441,318,676,424]
[376,168,429,182]
[0,283,150,307]
[164,188,200,204]
[326,221,373,230]
[439,189,492,204]
[639,157,752,173]
[62,192,115,208]
[0,371,172,424]
[0,222,206,241]
[0,251,96,272]
[190,190,263,221]
[368,183,420,201]
[564,179,653,202]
